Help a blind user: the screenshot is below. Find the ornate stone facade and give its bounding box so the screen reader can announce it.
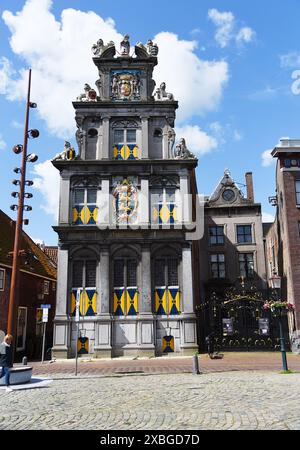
[51,36,199,359]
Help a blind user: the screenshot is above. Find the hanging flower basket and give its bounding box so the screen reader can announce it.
[263,301,295,313]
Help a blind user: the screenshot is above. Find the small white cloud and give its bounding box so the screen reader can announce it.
[208,8,234,48]
[32,159,60,220]
[233,130,242,141]
[262,212,275,223]
[236,27,255,45]
[208,8,255,49]
[11,120,23,129]
[262,149,275,167]
[175,124,218,156]
[280,51,300,69]
[0,134,6,150]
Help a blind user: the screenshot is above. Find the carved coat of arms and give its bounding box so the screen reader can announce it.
[113,177,138,224]
[111,71,141,101]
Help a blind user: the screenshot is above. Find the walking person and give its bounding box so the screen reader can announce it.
[0,334,13,392]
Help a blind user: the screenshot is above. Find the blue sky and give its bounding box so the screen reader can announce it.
[1,0,300,245]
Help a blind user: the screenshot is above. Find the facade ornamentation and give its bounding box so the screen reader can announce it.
[110,71,141,101]
[167,127,176,158]
[146,39,159,56]
[113,177,138,224]
[174,138,196,160]
[120,35,130,56]
[76,83,97,102]
[155,82,174,101]
[92,39,115,57]
[53,141,76,161]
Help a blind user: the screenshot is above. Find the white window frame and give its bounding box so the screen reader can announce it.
[16,307,27,352]
[151,186,178,224]
[0,268,5,291]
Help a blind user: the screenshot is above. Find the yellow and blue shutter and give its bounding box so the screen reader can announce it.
[73,205,98,225]
[113,144,138,160]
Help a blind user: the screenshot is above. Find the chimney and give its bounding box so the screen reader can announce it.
[245,172,254,202]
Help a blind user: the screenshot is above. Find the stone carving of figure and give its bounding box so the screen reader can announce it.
[132,74,141,96]
[53,141,76,161]
[75,127,85,150]
[146,39,159,56]
[155,82,174,101]
[167,127,176,158]
[111,74,119,96]
[174,138,196,159]
[76,83,97,102]
[91,39,104,56]
[120,34,130,56]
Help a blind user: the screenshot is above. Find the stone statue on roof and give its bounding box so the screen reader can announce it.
[146,39,159,56]
[174,138,196,160]
[120,34,130,56]
[155,82,174,101]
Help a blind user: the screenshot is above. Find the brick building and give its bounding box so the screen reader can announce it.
[265,138,300,352]
[0,209,57,360]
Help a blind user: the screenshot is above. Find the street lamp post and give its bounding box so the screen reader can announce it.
[269,274,289,372]
[7,68,39,356]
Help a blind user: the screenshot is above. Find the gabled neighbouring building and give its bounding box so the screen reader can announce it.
[0,209,57,360]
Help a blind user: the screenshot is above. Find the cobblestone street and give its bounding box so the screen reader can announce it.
[1,353,300,430]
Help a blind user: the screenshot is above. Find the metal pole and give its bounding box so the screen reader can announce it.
[75,321,79,376]
[75,288,80,376]
[279,313,288,372]
[7,69,32,354]
[41,322,46,364]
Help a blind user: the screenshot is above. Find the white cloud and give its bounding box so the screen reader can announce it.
[208,8,255,48]
[208,8,234,48]
[0,134,6,150]
[236,27,255,45]
[280,51,300,69]
[32,159,60,220]
[175,124,218,156]
[262,212,275,223]
[1,0,123,138]
[154,32,228,123]
[0,1,229,136]
[262,149,275,167]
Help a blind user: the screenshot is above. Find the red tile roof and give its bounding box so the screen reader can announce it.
[0,209,56,280]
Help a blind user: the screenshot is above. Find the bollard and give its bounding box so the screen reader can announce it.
[192,354,200,375]
[22,356,28,366]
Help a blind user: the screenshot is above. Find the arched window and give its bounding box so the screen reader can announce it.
[113,250,138,316]
[70,249,97,317]
[88,128,98,138]
[153,250,180,315]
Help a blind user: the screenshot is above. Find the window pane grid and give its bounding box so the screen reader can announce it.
[210,254,226,279]
[209,226,224,245]
[237,225,252,243]
[85,260,97,287]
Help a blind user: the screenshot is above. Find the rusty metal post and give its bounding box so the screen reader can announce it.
[7,69,32,351]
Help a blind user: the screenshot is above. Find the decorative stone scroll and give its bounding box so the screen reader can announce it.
[91,39,115,57]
